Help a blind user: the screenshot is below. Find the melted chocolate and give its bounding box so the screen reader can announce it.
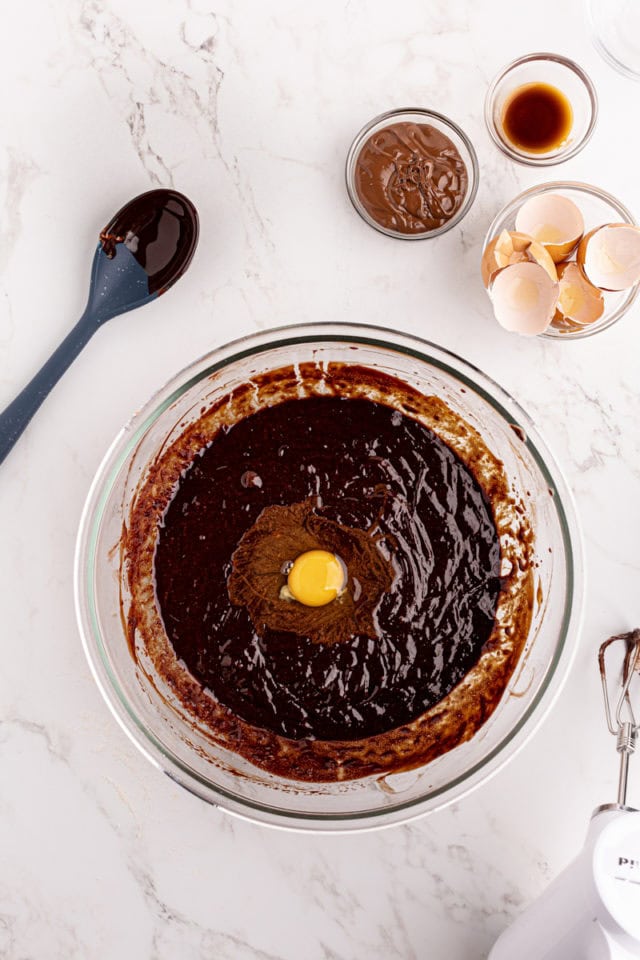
[154,396,501,742]
[100,189,198,294]
[354,121,468,234]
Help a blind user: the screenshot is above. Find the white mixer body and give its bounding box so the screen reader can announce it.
[489,808,640,960]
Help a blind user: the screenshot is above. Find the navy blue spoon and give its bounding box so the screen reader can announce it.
[0,188,198,465]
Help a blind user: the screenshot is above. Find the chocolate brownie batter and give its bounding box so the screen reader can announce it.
[154,397,500,742]
[354,121,468,234]
[124,363,534,782]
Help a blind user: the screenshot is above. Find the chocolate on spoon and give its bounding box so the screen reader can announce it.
[0,188,199,465]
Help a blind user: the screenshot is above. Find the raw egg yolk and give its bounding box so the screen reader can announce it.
[287,550,345,607]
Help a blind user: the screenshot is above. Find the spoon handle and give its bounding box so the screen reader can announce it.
[0,314,95,466]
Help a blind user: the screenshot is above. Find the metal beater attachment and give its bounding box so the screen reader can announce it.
[599,629,640,806]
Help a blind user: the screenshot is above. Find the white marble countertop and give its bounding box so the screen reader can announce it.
[2,0,640,956]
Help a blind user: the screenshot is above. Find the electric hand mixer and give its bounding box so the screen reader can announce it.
[489,630,640,960]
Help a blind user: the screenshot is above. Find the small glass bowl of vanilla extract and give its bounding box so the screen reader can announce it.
[485,53,598,166]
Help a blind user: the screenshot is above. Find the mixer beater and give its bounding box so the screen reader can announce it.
[489,630,640,960]
[599,631,640,808]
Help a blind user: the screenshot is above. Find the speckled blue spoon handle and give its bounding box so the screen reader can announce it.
[0,187,199,466]
[0,314,96,466]
[0,244,154,466]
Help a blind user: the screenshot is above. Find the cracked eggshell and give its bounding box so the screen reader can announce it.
[490,261,559,336]
[481,230,557,288]
[552,261,604,327]
[577,223,640,291]
[515,193,584,263]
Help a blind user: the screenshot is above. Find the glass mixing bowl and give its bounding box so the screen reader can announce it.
[75,323,583,831]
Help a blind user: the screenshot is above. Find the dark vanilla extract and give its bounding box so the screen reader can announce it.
[502,82,573,154]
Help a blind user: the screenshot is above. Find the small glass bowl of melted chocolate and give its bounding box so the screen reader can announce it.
[76,325,582,830]
[485,53,598,167]
[346,108,479,240]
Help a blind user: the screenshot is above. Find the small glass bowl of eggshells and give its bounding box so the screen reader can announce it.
[481,181,640,339]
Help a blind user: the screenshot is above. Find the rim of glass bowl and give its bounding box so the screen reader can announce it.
[484,52,599,167]
[74,322,584,833]
[345,108,479,240]
[482,181,640,341]
[587,0,640,82]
